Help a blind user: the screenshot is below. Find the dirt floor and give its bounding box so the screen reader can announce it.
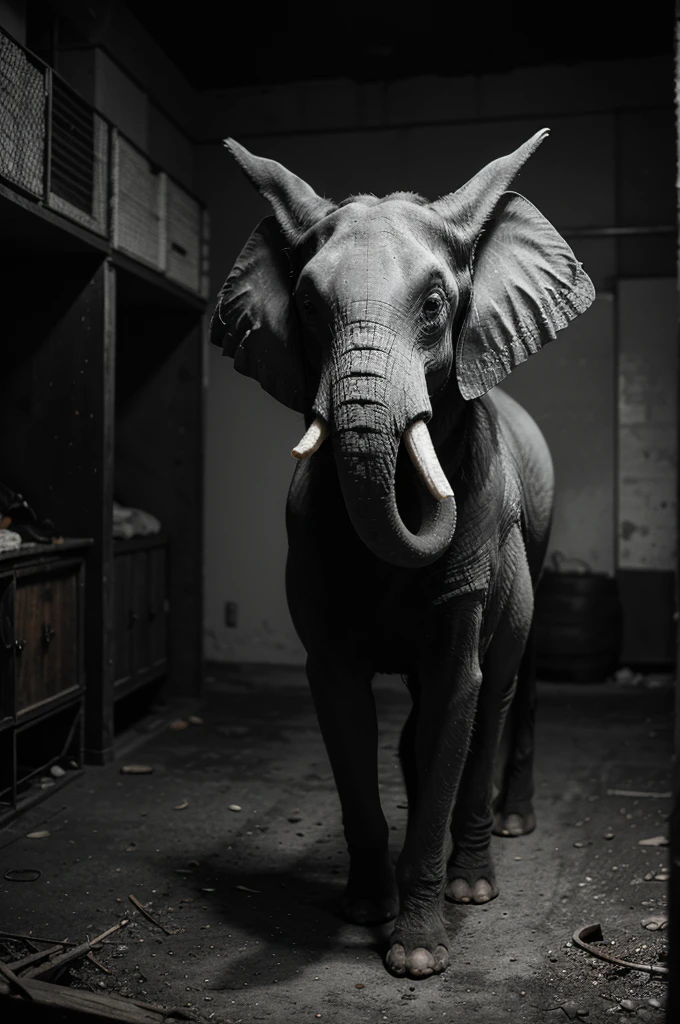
[0,666,673,1023]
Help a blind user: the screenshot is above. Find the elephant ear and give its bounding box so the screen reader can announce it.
[456,192,595,400]
[210,216,307,413]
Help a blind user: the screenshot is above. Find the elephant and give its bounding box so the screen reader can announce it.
[210,129,595,980]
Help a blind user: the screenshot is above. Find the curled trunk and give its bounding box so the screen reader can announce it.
[324,330,457,568]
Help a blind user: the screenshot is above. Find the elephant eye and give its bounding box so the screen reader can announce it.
[423,294,443,317]
[420,290,447,333]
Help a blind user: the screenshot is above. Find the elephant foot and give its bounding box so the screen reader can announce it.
[492,808,535,837]
[386,914,449,978]
[341,847,398,925]
[445,856,498,904]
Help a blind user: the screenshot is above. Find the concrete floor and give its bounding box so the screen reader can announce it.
[0,666,673,1023]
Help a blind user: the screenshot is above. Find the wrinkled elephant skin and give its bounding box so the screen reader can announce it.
[211,131,595,979]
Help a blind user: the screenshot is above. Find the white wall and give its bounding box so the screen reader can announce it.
[199,55,674,665]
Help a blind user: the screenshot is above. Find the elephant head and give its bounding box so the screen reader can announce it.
[211,131,595,569]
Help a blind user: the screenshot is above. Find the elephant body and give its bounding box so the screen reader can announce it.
[286,387,553,676]
[212,131,593,978]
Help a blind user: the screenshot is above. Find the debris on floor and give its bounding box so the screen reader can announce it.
[0,672,672,1023]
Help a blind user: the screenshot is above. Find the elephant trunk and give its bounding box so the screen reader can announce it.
[309,325,457,568]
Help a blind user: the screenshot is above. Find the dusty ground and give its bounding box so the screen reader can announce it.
[0,666,672,1023]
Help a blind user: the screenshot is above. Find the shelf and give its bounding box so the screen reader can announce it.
[0,183,109,257]
[0,538,93,567]
[113,663,167,702]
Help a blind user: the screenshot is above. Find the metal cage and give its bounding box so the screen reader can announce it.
[0,32,46,197]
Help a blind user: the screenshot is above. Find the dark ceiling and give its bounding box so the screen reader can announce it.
[129,3,673,91]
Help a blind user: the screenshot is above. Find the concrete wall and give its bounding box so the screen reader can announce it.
[199,56,675,665]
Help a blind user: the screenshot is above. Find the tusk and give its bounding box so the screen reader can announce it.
[291,417,329,460]
[403,420,454,501]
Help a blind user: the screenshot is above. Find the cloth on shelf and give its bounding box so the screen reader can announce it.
[0,528,22,553]
[113,501,162,540]
[0,482,63,544]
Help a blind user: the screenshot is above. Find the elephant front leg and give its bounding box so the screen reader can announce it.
[387,601,483,979]
[306,655,398,925]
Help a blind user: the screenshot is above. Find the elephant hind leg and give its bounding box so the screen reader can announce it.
[492,622,537,838]
[446,544,533,903]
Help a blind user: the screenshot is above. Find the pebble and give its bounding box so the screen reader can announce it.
[648,998,661,1009]
[228,804,242,812]
[50,764,66,778]
[620,999,637,1011]
[26,830,50,839]
[603,831,615,840]
[188,715,203,725]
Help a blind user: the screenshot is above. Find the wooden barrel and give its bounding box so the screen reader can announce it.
[534,555,623,682]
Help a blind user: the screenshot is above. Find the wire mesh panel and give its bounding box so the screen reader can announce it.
[112,131,165,269]
[0,31,46,197]
[165,177,202,293]
[47,77,109,236]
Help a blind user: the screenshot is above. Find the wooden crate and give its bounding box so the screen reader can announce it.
[165,177,202,293]
[47,76,109,237]
[112,131,165,270]
[0,30,46,198]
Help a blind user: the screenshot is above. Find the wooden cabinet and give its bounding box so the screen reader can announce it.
[15,562,80,713]
[0,27,205,768]
[113,536,168,698]
[0,540,89,822]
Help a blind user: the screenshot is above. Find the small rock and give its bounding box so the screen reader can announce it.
[228,804,242,812]
[50,764,66,778]
[355,983,365,989]
[288,816,302,823]
[641,914,668,931]
[573,841,590,849]
[638,836,669,847]
[654,872,670,882]
[188,715,203,725]
[648,998,661,1009]
[644,872,655,881]
[121,764,153,775]
[169,719,189,731]
[620,999,637,1011]
[603,831,615,840]
[26,830,50,839]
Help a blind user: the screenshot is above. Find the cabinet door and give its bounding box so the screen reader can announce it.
[0,573,14,722]
[147,546,167,670]
[15,564,79,713]
[133,550,151,676]
[114,553,133,686]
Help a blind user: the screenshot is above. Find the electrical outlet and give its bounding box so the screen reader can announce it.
[224,601,238,628]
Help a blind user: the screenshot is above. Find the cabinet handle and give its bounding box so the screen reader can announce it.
[42,624,56,646]
[14,638,25,654]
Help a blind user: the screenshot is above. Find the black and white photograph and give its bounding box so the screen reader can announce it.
[0,3,677,1022]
